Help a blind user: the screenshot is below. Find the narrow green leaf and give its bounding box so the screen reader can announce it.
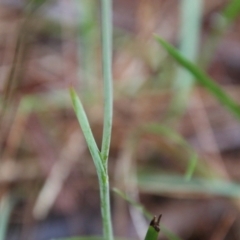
[144,228,158,240]
[69,88,105,175]
[155,36,240,119]
[138,173,240,198]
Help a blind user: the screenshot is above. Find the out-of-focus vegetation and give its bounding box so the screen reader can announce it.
[1,0,240,240]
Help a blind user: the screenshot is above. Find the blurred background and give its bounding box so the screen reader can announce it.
[1,0,240,239]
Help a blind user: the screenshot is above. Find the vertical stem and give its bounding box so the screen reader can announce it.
[100,0,113,168]
[167,0,203,119]
[70,0,113,238]
[100,0,113,239]
[99,173,113,240]
[174,0,203,95]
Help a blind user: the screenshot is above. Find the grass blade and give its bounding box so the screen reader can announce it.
[138,173,240,198]
[69,88,105,175]
[155,36,240,119]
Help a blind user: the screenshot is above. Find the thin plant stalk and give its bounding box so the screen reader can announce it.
[70,0,114,239]
[100,0,114,239]
[99,174,113,240]
[100,0,113,169]
[167,0,203,117]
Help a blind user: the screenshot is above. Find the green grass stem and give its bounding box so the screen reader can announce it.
[169,0,203,115]
[100,0,114,238]
[100,0,113,168]
[70,1,114,239]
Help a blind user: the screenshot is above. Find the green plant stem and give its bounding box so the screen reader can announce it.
[99,173,113,240]
[100,0,114,239]
[100,0,113,168]
[168,0,203,118]
[100,0,113,240]
[71,0,113,238]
